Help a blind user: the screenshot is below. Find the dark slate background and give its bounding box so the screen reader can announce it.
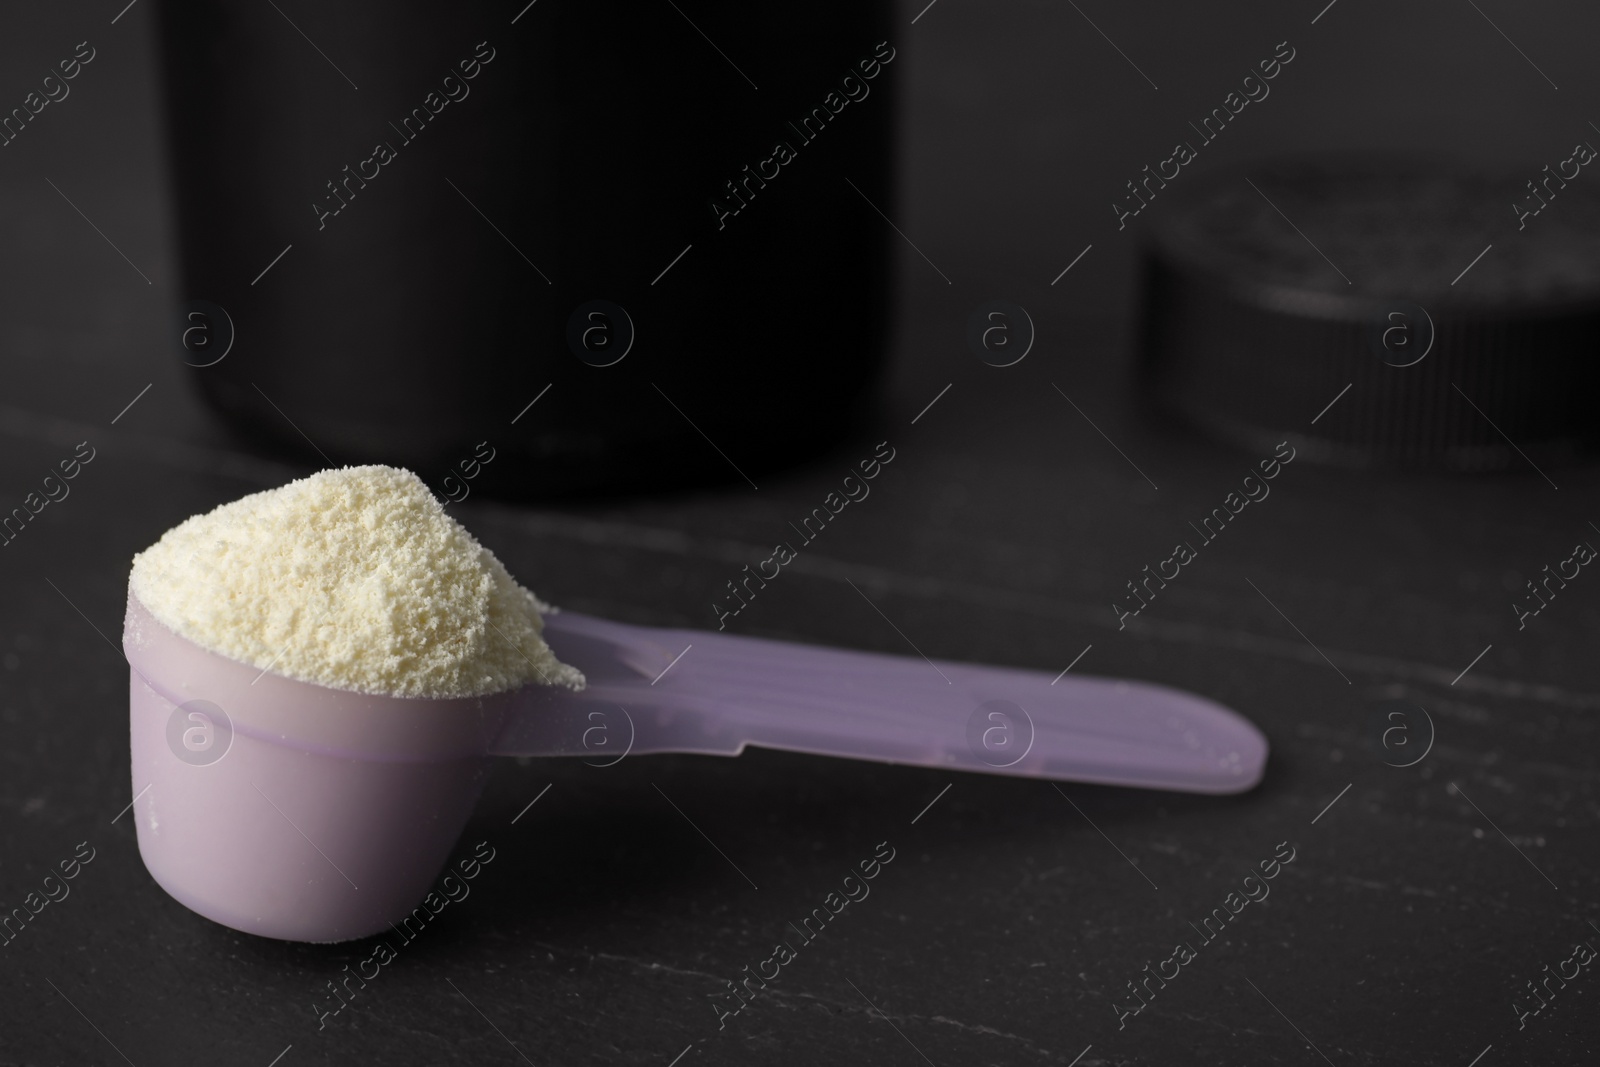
[2,1,1597,1065]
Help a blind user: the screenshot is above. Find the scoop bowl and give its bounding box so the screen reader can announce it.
[124,593,512,942]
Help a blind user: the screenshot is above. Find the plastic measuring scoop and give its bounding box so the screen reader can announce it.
[124,593,1267,942]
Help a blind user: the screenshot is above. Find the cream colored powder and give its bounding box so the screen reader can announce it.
[128,465,583,698]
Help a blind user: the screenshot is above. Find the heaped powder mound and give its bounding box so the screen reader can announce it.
[128,465,583,698]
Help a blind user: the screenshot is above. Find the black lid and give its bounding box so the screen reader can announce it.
[1138,154,1600,470]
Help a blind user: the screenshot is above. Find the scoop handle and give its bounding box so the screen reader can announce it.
[492,613,1267,794]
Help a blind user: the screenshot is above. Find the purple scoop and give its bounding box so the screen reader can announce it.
[124,594,1266,942]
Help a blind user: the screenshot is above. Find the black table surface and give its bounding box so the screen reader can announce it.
[4,4,1600,1067]
[6,310,1599,1067]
